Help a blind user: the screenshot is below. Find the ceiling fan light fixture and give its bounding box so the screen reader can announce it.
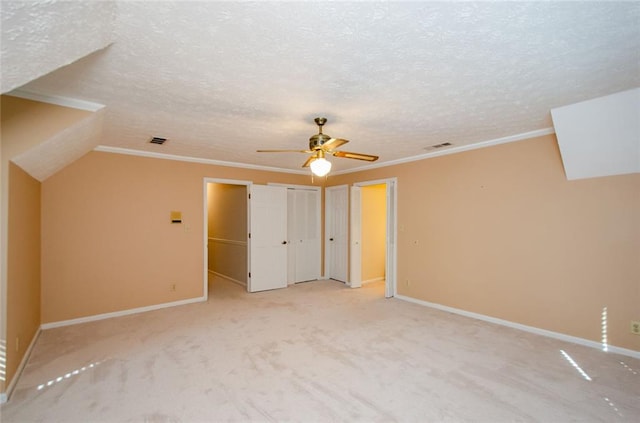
[256,117,378,173]
[310,157,332,177]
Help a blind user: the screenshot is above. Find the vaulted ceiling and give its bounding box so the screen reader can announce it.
[2,1,639,175]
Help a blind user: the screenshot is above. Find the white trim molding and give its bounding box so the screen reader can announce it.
[395,295,640,360]
[2,327,42,403]
[94,128,555,177]
[41,296,206,330]
[333,127,556,175]
[95,146,307,175]
[7,89,105,112]
[267,183,321,191]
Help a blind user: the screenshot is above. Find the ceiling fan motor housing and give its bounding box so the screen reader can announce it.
[309,133,331,150]
[309,117,330,150]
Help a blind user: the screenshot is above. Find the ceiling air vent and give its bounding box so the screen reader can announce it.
[424,142,453,151]
[150,136,167,145]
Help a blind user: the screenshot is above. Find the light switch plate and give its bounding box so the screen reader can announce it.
[170,211,182,223]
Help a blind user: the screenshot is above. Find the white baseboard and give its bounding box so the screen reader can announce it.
[395,295,640,360]
[1,327,42,403]
[209,270,247,287]
[362,277,385,285]
[41,296,206,330]
[6,296,207,402]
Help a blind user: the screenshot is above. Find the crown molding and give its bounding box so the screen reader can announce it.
[94,146,309,175]
[95,127,555,177]
[332,127,556,175]
[6,89,105,112]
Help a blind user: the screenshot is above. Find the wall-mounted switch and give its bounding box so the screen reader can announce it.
[170,211,182,223]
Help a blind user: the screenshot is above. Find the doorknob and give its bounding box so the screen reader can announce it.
[282,241,288,244]
[329,238,334,241]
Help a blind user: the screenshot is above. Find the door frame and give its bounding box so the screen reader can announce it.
[352,178,398,298]
[203,178,252,298]
[350,185,362,288]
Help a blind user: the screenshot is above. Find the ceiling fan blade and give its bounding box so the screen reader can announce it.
[257,119,378,168]
[257,149,313,153]
[321,138,349,151]
[332,151,379,161]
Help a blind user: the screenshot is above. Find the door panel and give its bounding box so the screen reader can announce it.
[326,185,348,282]
[249,185,288,292]
[287,192,296,284]
[288,189,321,283]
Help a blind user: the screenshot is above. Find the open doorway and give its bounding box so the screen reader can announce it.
[204,178,251,299]
[350,178,397,298]
[360,184,387,295]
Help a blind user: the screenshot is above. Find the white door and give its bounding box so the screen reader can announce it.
[325,185,349,282]
[350,186,362,288]
[287,189,321,284]
[249,185,288,292]
[385,181,397,298]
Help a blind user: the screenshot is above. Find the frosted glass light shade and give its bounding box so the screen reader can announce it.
[310,157,332,177]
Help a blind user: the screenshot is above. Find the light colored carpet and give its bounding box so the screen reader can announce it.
[1,276,639,422]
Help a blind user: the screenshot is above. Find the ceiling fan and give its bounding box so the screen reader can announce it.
[257,117,379,176]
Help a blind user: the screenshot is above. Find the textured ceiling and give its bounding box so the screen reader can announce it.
[0,0,115,93]
[4,1,640,174]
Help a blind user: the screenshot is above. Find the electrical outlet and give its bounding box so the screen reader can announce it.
[169,283,176,292]
[631,321,640,335]
[405,279,410,287]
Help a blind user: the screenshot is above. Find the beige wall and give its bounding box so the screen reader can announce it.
[0,96,92,158]
[361,184,386,282]
[41,151,318,323]
[3,102,638,401]
[5,163,41,390]
[207,183,248,284]
[1,95,90,394]
[328,135,640,352]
